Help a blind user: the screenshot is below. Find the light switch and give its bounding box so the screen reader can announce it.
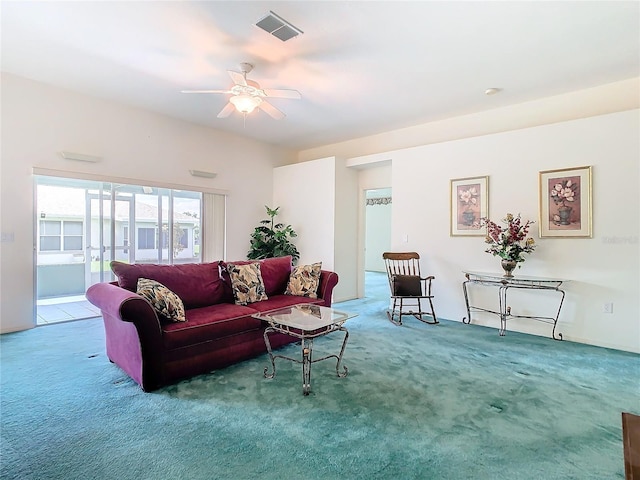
[1,232,15,243]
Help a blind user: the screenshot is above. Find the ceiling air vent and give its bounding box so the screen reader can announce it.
[255,11,303,41]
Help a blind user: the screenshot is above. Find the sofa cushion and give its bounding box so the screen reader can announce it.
[220,256,292,298]
[227,262,268,306]
[111,261,225,309]
[162,303,263,350]
[136,278,186,322]
[284,262,322,298]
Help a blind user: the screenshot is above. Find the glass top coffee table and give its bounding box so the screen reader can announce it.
[252,304,357,396]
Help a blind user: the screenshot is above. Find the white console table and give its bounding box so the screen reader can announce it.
[461,270,567,340]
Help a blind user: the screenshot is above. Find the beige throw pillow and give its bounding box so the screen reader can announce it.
[284,262,322,298]
[136,278,186,322]
[227,262,268,306]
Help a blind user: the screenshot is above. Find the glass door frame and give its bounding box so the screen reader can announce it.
[34,173,212,325]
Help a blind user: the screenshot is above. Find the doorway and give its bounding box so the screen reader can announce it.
[363,188,392,298]
[35,176,208,325]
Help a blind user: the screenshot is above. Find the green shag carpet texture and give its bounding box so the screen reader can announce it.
[1,272,639,479]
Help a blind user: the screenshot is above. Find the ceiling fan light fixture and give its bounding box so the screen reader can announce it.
[230,95,262,114]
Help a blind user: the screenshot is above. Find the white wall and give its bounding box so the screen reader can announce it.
[374,110,639,353]
[273,157,336,270]
[0,73,295,333]
[295,81,638,353]
[273,156,358,302]
[333,158,359,301]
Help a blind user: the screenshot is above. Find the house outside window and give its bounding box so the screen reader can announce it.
[39,220,83,252]
[40,220,61,251]
[63,221,83,250]
[138,227,155,250]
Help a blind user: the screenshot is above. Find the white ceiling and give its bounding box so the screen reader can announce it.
[2,1,639,152]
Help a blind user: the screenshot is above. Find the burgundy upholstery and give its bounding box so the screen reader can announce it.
[219,255,292,299]
[111,261,226,309]
[163,304,262,350]
[86,258,339,392]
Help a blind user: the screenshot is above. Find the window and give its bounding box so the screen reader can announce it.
[138,227,187,252]
[138,228,155,250]
[40,220,61,251]
[63,221,83,250]
[166,227,188,248]
[39,220,83,252]
[178,228,188,248]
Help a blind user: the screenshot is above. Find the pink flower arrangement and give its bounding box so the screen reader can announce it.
[459,187,479,211]
[550,179,578,208]
[481,213,536,263]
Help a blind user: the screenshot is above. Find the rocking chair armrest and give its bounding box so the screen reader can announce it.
[420,276,435,296]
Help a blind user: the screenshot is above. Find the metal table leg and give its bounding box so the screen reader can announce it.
[263,327,277,379]
[302,339,312,395]
[498,285,508,336]
[462,280,471,324]
[334,327,349,378]
[263,325,350,396]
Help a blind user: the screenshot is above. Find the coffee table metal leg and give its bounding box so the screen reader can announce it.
[263,327,276,379]
[335,327,349,378]
[302,339,313,395]
[262,324,351,395]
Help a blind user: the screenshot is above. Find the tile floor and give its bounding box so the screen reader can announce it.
[37,295,101,325]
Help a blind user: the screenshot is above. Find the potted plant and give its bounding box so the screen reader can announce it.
[247,206,300,263]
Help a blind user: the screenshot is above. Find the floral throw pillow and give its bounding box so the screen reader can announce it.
[284,262,322,299]
[136,278,186,322]
[227,262,268,306]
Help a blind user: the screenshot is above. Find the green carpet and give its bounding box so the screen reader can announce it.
[1,273,638,479]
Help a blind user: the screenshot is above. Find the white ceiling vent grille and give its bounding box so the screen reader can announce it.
[255,11,303,41]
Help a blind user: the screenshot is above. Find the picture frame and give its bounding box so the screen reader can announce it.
[539,166,592,238]
[450,176,489,236]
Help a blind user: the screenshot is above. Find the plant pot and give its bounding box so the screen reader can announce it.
[501,259,517,277]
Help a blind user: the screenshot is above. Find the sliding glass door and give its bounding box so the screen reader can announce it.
[35,175,219,325]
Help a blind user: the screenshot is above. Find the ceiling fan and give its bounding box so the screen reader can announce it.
[181,63,301,120]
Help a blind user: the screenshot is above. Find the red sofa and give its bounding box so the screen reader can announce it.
[86,256,339,391]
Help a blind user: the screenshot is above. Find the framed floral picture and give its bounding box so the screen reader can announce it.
[450,176,489,236]
[539,166,592,238]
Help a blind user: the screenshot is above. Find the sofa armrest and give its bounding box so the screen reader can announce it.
[317,270,339,307]
[86,282,165,391]
[87,282,159,327]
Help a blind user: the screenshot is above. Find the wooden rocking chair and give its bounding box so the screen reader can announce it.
[382,252,438,326]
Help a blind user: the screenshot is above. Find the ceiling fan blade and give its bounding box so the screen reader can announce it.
[263,88,301,99]
[259,101,285,120]
[217,102,235,118]
[228,70,247,86]
[181,89,231,94]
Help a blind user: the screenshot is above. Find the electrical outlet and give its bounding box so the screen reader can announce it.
[603,302,614,314]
